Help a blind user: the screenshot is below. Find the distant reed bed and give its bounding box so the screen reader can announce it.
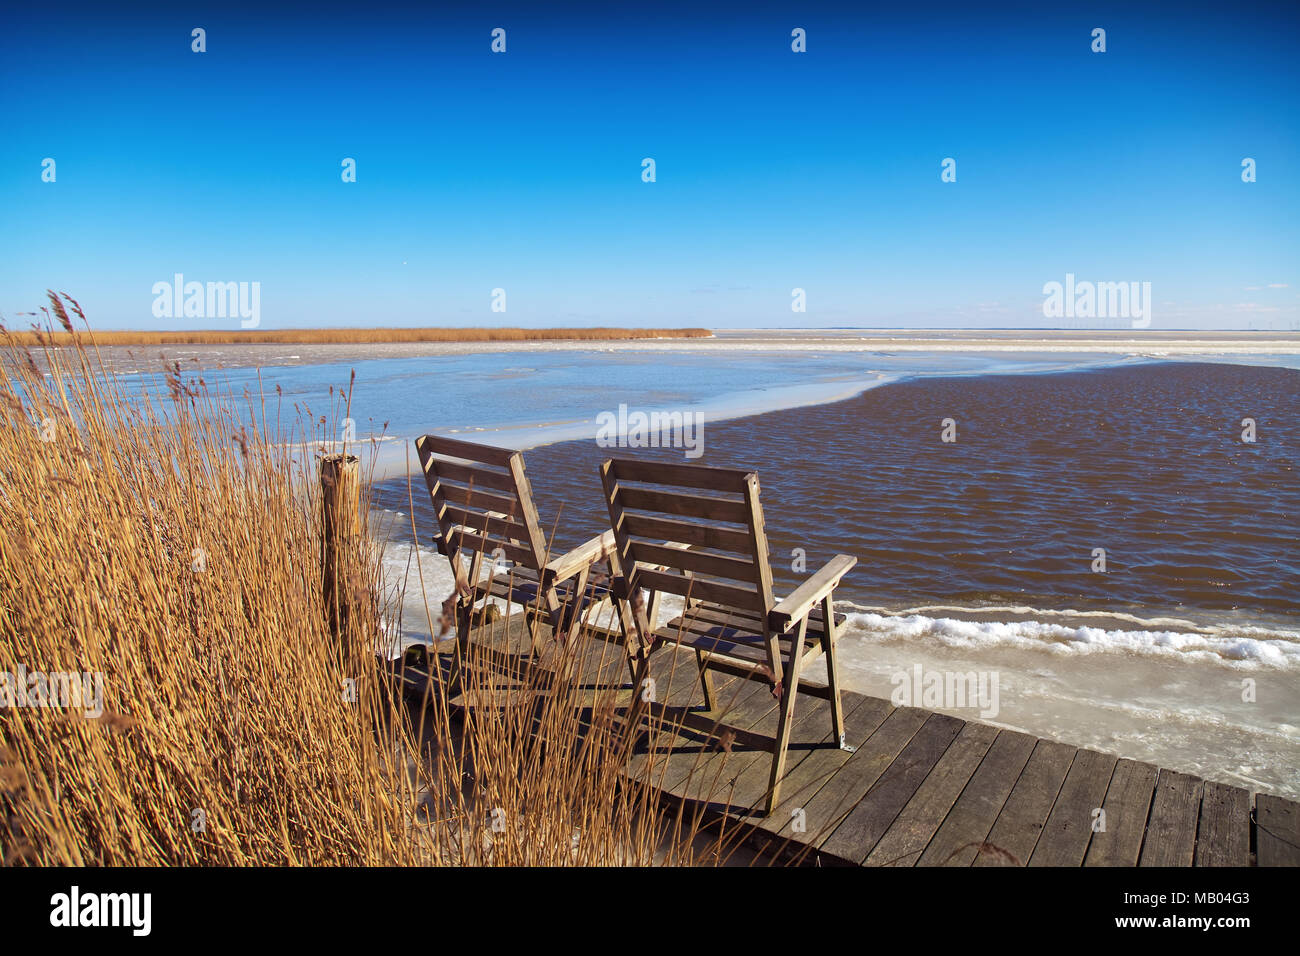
[0,293,735,866]
[9,326,713,347]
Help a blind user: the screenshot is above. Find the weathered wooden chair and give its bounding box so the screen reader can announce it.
[599,458,857,815]
[415,434,617,693]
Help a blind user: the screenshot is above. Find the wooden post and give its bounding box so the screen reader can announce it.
[320,454,362,651]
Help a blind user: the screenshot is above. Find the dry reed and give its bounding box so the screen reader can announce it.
[7,327,713,348]
[0,293,733,866]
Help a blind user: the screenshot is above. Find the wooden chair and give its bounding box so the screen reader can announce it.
[415,435,617,693]
[599,457,857,815]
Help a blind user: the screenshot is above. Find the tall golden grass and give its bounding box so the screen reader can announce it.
[0,293,737,866]
[7,327,713,347]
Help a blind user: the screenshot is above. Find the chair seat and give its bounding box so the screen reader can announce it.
[654,601,847,669]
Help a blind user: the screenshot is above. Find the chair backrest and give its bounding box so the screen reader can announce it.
[599,458,775,615]
[415,435,549,579]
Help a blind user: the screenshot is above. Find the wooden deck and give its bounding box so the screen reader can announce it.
[391,614,1299,867]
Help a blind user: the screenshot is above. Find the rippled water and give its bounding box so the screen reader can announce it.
[389,362,1298,620]
[109,342,1144,450]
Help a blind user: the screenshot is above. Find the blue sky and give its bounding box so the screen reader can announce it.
[2,0,1297,330]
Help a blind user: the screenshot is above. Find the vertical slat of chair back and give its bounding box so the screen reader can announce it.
[599,458,774,614]
[415,435,548,573]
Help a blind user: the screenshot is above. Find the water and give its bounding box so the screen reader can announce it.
[113,333,1300,796]
[107,340,1159,455]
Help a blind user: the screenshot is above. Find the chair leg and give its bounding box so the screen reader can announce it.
[694,649,716,711]
[608,583,654,741]
[820,594,853,752]
[525,604,544,657]
[605,591,642,690]
[562,565,591,646]
[624,648,654,742]
[765,617,808,816]
[445,601,473,701]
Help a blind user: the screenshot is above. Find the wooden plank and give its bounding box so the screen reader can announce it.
[744,695,894,859]
[568,619,630,689]
[678,610,840,673]
[671,647,799,687]
[633,541,759,585]
[418,433,517,468]
[624,648,736,793]
[659,628,817,679]
[708,695,838,816]
[599,459,638,617]
[617,485,752,525]
[504,453,551,564]
[634,568,766,614]
[668,609,764,641]
[819,593,847,749]
[1139,769,1204,867]
[642,685,774,796]
[821,711,965,864]
[864,721,999,867]
[543,530,616,584]
[427,457,518,493]
[775,705,930,851]
[620,512,754,555]
[739,473,776,622]
[1029,749,1118,866]
[438,504,531,543]
[973,739,1077,867]
[748,694,892,822]
[443,528,535,567]
[608,458,753,493]
[434,480,521,517]
[660,611,806,655]
[483,569,547,605]
[1083,758,1159,867]
[916,729,1038,866]
[1195,781,1250,867]
[1255,793,1300,867]
[685,601,842,633]
[769,555,856,629]
[660,677,782,802]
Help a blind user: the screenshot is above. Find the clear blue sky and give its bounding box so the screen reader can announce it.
[2,1,1297,330]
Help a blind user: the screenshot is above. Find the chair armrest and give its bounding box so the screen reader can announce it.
[768,554,857,631]
[543,530,617,585]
